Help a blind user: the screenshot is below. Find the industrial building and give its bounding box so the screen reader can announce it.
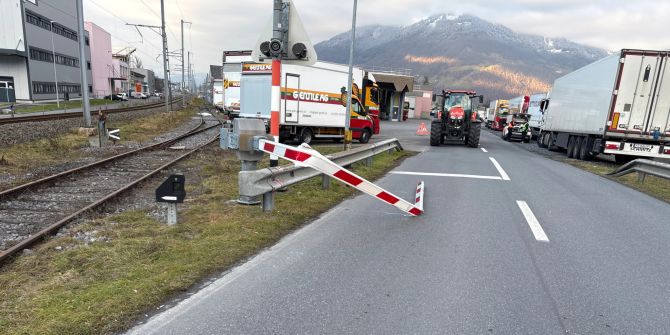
[0,0,92,103]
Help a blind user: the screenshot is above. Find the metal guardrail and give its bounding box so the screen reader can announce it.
[239,139,403,208]
[607,159,670,182]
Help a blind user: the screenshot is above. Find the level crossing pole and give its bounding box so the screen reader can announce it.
[270,0,283,168]
[344,0,358,150]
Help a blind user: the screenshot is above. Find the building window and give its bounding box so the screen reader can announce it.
[29,47,80,68]
[32,82,81,94]
[85,37,89,46]
[87,61,91,70]
[25,10,78,41]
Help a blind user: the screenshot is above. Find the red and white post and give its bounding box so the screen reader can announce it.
[270,58,281,167]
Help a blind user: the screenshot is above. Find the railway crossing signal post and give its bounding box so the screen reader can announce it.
[156,174,186,226]
[252,0,317,168]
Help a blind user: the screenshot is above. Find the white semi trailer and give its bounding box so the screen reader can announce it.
[538,49,670,162]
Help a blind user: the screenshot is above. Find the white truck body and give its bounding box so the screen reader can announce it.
[527,93,548,136]
[212,81,223,108]
[541,49,670,159]
[222,52,252,113]
[239,61,364,126]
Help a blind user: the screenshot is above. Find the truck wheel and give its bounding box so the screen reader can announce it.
[467,122,481,148]
[358,129,371,144]
[537,133,548,148]
[567,136,576,158]
[430,122,441,146]
[300,127,314,145]
[578,137,593,161]
[548,133,560,151]
[573,136,583,158]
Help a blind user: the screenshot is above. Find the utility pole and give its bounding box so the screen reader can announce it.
[181,19,191,108]
[160,0,170,112]
[344,0,358,150]
[48,20,60,109]
[187,51,190,95]
[76,0,91,126]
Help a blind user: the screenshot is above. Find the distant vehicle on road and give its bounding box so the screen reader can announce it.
[502,113,531,142]
[538,49,670,162]
[488,99,509,130]
[526,93,548,139]
[430,90,484,147]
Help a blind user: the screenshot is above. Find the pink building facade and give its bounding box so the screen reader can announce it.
[84,21,113,98]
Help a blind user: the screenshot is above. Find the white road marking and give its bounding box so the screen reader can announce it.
[481,148,488,153]
[390,171,502,180]
[516,200,549,242]
[489,157,511,181]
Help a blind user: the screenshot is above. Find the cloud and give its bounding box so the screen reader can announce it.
[84,0,670,78]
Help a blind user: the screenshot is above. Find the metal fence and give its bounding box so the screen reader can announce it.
[607,159,670,182]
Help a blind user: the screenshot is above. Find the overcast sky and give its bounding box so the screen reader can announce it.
[84,0,670,79]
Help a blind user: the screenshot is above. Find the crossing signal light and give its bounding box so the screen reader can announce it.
[292,43,307,59]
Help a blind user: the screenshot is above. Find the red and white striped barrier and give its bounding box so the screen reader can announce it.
[258,139,424,216]
[415,181,424,212]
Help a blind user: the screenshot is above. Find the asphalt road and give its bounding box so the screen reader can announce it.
[127,120,670,334]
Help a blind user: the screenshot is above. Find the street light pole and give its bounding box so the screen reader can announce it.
[49,20,60,108]
[344,0,358,150]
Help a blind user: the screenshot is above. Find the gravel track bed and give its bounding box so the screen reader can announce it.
[0,118,220,251]
[0,105,175,146]
[0,115,207,191]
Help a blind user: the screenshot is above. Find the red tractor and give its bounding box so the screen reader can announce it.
[430,90,484,147]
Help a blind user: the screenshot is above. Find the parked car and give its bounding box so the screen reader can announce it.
[104,93,128,101]
[153,92,163,98]
[131,92,148,99]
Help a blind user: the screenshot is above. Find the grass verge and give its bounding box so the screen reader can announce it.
[0,146,412,335]
[565,159,670,203]
[0,105,198,182]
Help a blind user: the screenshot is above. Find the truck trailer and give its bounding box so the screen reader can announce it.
[538,49,670,162]
[237,59,380,144]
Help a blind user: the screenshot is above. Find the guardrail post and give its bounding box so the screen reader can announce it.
[638,172,646,183]
[364,156,373,167]
[322,175,330,189]
[262,191,274,211]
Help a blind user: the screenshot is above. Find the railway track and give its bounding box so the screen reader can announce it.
[0,115,220,264]
[0,97,183,125]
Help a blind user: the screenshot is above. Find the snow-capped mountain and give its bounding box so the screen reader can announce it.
[315,14,608,98]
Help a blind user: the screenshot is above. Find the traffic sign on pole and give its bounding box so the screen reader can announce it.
[107,128,120,141]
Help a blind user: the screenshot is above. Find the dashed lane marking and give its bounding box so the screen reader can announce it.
[516,200,549,242]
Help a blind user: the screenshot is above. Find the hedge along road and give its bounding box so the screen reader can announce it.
[128,122,670,335]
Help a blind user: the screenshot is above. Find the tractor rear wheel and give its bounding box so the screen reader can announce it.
[467,122,481,148]
[430,122,442,146]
